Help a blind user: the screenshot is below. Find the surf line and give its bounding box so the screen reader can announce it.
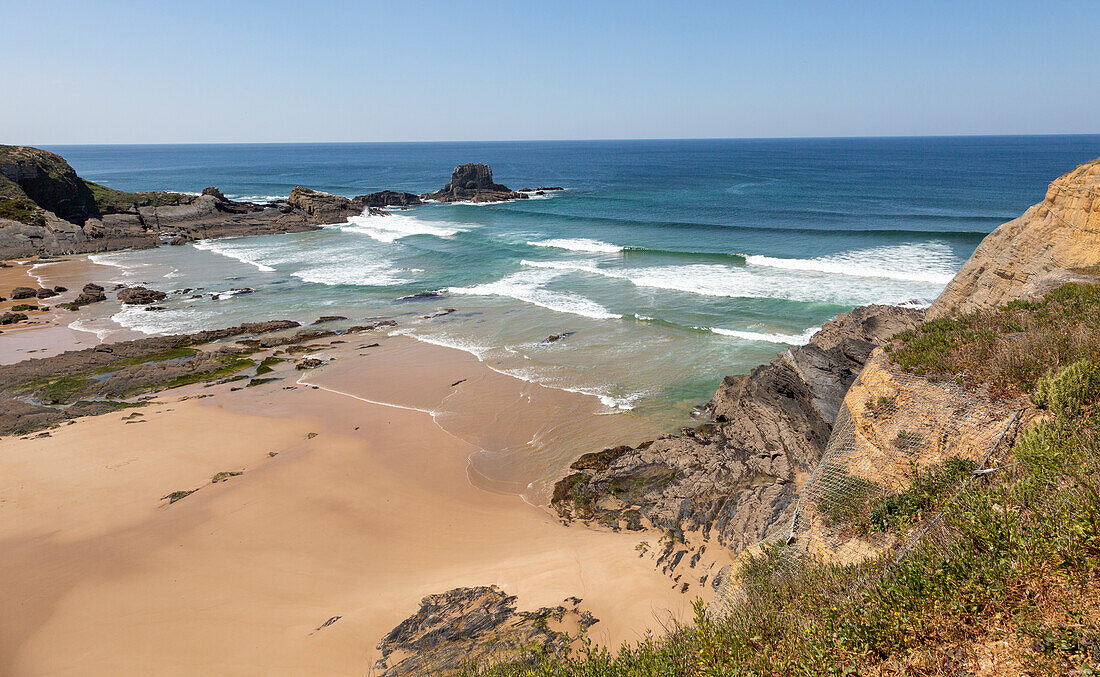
[293,362,539,504]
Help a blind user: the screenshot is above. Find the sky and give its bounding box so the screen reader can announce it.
[5,0,1099,144]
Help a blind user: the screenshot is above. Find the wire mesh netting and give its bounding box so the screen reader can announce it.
[710,356,1025,618]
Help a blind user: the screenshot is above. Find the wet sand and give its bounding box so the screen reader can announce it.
[0,257,139,364]
[0,268,726,675]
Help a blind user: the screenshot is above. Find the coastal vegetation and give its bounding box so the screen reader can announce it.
[468,285,1100,676]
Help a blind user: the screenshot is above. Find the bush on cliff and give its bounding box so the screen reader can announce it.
[469,287,1100,676]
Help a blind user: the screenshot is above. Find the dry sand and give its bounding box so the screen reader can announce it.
[0,284,717,675]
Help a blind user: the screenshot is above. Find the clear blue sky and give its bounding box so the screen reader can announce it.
[6,0,1098,144]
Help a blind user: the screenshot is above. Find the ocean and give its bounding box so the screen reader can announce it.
[45,136,1100,428]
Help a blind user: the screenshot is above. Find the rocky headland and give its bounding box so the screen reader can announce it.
[0,146,537,259]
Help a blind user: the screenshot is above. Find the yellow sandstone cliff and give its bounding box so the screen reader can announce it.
[928,158,1100,318]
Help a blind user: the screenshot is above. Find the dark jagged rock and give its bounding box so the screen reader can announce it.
[10,286,36,299]
[354,190,422,208]
[542,332,575,344]
[422,164,528,204]
[312,315,348,324]
[296,358,323,370]
[59,283,107,310]
[347,320,397,332]
[117,286,168,305]
[551,304,923,554]
[374,586,597,677]
[201,186,227,201]
[52,285,66,293]
[1,312,27,325]
[35,287,57,299]
[397,291,444,302]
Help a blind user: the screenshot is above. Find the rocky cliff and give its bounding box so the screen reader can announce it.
[929,158,1100,318]
[552,305,923,554]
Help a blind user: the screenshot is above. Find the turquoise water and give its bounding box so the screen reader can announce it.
[47,136,1100,426]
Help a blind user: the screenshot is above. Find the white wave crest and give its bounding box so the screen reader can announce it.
[527,238,623,253]
[342,212,465,243]
[745,242,959,284]
[520,258,943,306]
[449,269,619,320]
[292,259,410,287]
[706,325,821,345]
[192,239,277,272]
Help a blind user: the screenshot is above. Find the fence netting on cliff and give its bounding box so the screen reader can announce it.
[709,362,1025,618]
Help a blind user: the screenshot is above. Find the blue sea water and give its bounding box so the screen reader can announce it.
[44,136,1100,426]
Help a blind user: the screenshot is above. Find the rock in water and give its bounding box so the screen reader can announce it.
[374,586,597,676]
[353,190,423,208]
[117,286,168,305]
[10,287,36,299]
[422,164,529,203]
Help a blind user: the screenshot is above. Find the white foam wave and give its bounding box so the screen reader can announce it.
[225,194,284,204]
[342,212,465,243]
[68,319,115,341]
[292,259,409,287]
[192,239,277,272]
[520,259,942,306]
[706,325,821,345]
[527,238,623,253]
[108,305,215,335]
[449,269,619,320]
[745,242,959,284]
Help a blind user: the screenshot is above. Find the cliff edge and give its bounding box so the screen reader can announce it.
[929,158,1100,318]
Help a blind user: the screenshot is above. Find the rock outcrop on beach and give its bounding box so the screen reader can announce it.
[117,286,168,305]
[929,158,1100,318]
[422,164,528,203]
[552,304,923,554]
[374,586,597,677]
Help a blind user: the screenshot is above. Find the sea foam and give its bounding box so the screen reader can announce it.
[744,242,959,284]
[527,238,624,253]
[449,269,619,320]
[342,212,465,243]
[192,239,278,272]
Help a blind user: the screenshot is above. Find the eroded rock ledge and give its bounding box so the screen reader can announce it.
[551,304,924,555]
[374,586,596,677]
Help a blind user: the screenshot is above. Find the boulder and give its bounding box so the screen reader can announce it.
[0,312,27,325]
[35,287,57,299]
[286,187,357,223]
[117,286,168,305]
[201,186,227,201]
[374,586,597,677]
[353,191,423,209]
[10,286,36,299]
[421,164,528,204]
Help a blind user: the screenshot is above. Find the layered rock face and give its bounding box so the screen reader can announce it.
[422,164,528,203]
[929,158,1100,318]
[374,586,596,677]
[552,304,922,553]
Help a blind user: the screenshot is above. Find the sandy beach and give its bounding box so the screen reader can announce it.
[0,256,728,676]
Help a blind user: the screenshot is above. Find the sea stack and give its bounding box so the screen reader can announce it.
[422,163,528,203]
